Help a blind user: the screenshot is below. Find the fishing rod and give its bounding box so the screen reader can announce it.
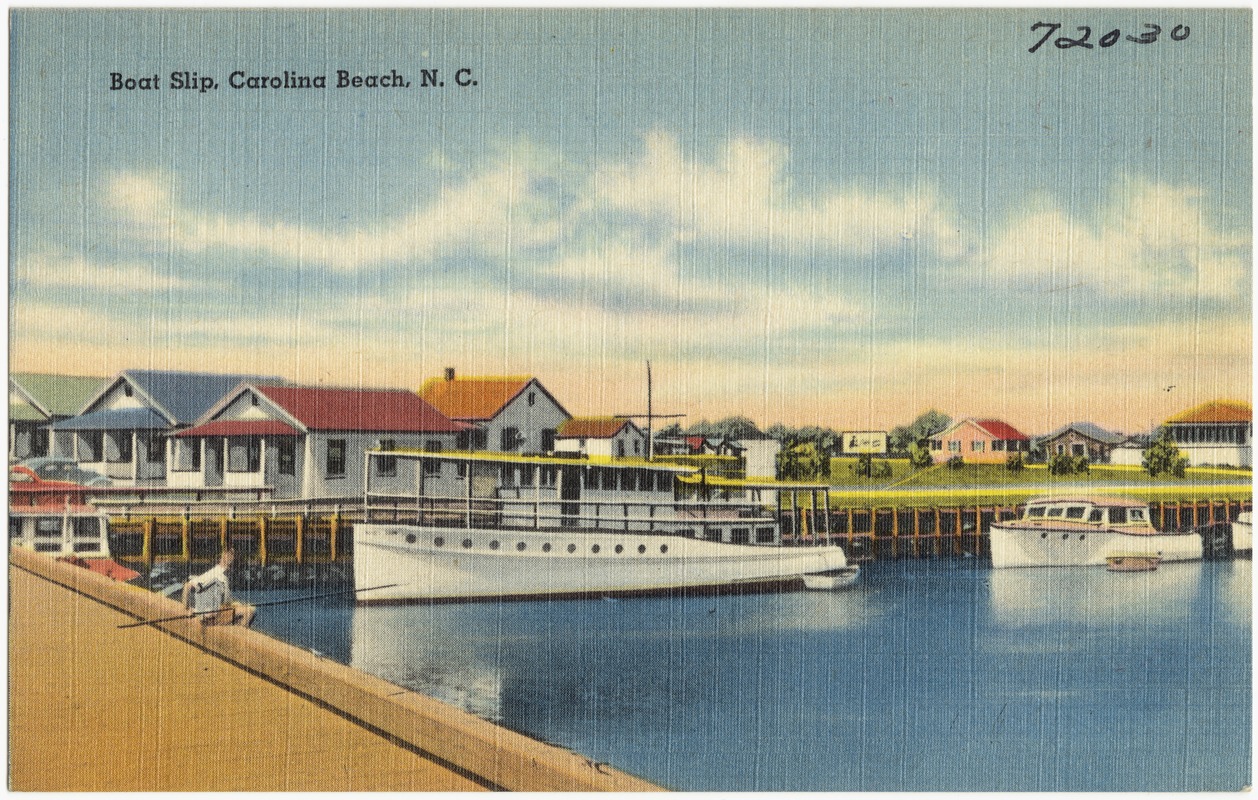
[117,583,401,629]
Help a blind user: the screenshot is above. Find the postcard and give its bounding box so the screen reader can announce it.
[8,7,1251,792]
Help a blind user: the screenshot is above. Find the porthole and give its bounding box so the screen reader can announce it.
[434,537,445,547]
[638,544,647,554]
[567,543,576,554]
[517,541,527,552]
[1079,534,1086,541]
[1061,533,1069,540]
[462,538,473,549]
[490,540,501,550]
[660,544,669,554]
[615,544,624,554]
[591,544,601,554]
[1040,532,1048,539]
[405,533,417,544]
[542,543,552,553]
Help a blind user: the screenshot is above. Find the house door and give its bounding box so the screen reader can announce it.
[560,468,581,526]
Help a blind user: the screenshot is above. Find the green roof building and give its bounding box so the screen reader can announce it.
[9,373,107,460]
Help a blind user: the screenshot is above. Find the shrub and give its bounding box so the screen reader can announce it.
[871,460,893,479]
[1006,452,1026,472]
[1142,431,1189,478]
[946,455,965,470]
[908,442,934,470]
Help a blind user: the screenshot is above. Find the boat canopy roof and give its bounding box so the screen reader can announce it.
[1025,496,1149,508]
[370,448,697,473]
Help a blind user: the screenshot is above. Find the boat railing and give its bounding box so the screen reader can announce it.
[362,491,779,535]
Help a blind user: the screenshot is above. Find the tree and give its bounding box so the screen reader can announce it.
[1006,452,1026,472]
[777,441,828,481]
[708,415,762,440]
[1142,430,1189,478]
[889,409,952,454]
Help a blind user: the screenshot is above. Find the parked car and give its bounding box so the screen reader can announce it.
[14,457,112,487]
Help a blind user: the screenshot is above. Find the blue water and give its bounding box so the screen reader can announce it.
[248,558,1251,791]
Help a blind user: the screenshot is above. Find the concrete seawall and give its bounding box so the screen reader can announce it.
[9,546,662,792]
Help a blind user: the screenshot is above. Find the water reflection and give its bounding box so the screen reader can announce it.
[988,562,1203,627]
[351,605,504,721]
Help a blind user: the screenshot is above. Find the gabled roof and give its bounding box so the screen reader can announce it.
[255,384,470,433]
[419,375,569,421]
[556,417,635,439]
[941,418,1029,441]
[82,370,282,426]
[1164,399,1252,425]
[10,373,107,420]
[47,407,169,431]
[1039,422,1126,445]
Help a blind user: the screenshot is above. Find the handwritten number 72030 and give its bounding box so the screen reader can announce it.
[1028,22,1190,53]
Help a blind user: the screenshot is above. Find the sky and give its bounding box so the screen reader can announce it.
[9,8,1252,435]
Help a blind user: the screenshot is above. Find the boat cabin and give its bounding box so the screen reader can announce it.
[9,510,110,555]
[363,449,833,545]
[1019,498,1155,531]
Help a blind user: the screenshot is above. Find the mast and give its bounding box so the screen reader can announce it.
[614,359,684,462]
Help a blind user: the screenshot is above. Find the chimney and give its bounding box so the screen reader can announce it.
[444,367,456,382]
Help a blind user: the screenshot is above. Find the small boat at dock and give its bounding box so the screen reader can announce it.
[801,566,861,590]
[1105,554,1161,572]
[8,506,140,581]
[989,496,1203,569]
[353,450,856,603]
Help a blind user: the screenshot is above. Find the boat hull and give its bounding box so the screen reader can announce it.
[353,524,849,602]
[989,523,1202,568]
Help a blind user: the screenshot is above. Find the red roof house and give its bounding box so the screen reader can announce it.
[174,383,471,499]
[930,418,1030,464]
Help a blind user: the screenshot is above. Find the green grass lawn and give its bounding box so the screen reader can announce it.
[824,458,1252,510]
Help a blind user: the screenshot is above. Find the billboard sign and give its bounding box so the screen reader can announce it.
[843,431,888,455]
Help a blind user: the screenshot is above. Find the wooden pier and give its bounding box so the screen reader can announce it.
[102,497,1252,569]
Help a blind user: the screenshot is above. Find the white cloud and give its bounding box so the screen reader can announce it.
[594,131,968,259]
[14,251,212,292]
[985,180,1249,299]
[104,161,562,271]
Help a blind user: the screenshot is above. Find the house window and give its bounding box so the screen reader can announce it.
[228,436,261,473]
[1071,444,1085,457]
[993,440,1004,451]
[528,391,536,407]
[541,428,556,452]
[931,440,941,451]
[971,441,985,452]
[617,440,626,457]
[173,439,201,472]
[948,440,961,453]
[108,432,133,464]
[146,435,164,463]
[501,427,520,451]
[278,438,296,476]
[1056,444,1065,456]
[326,439,346,478]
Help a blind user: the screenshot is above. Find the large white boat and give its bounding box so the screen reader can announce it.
[353,450,853,602]
[988,496,1203,569]
[1232,511,1252,553]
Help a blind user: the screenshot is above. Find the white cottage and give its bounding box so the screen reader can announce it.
[419,370,571,455]
[46,370,278,485]
[172,383,471,499]
[554,417,647,459]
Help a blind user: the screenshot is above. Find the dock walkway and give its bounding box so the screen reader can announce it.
[8,548,660,792]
